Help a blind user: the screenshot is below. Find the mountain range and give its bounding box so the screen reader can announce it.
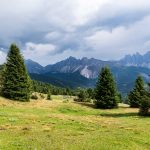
[119,52,150,68]
[25,51,150,95]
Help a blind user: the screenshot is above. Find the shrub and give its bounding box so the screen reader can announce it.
[74,89,90,102]
[63,99,69,103]
[40,94,45,99]
[31,94,38,100]
[47,90,52,100]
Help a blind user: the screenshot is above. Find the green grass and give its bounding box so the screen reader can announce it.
[0,95,150,150]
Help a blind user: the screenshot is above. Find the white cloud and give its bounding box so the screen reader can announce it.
[0,51,7,64]
[23,42,56,65]
[85,15,150,60]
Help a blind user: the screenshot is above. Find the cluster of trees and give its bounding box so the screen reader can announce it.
[94,66,150,116]
[128,76,150,116]
[32,80,73,96]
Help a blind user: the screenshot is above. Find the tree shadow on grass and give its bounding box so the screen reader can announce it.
[74,102,96,109]
[100,112,138,118]
[74,102,147,118]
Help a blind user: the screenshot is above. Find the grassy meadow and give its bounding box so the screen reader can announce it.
[0,95,150,150]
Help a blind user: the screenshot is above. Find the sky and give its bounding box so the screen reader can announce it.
[0,0,150,66]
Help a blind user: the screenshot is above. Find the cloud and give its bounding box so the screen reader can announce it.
[23,42,57,65]
[0,0,150,64]
[0,50,7,64]
[85,15,150,59]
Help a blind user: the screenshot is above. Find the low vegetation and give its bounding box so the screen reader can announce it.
[0,96,150,150]
[0,43,150,149]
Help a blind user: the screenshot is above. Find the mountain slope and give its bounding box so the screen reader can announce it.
[26,52,150,95]
[25,59,44,74]
[30,66,150,95]
[30,72,96,88]
[44,56,117,78]
[111,66,150,95]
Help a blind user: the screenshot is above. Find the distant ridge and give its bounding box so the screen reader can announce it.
[119,51,150,68]
[25,59,44,74]
[25,52,150,95]
[25,51,150,79]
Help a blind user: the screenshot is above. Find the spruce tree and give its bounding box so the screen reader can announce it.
[128,76,145,108]
[1,44,31,101]
[95,66,118,109]
[139,83,150,116]
[139,95,150,116]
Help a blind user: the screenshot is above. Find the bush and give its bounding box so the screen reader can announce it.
[74,89,90,102]
[47,90,52,100]
[63,99,69,103]
[31,94,38,100]
[74,95,92,103]
[81,98,91,103]
[40,94,45,99]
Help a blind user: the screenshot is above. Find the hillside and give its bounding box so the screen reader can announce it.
[0,96,150,150]
[25,59,44,74]
[25,52,150,94]
[44,57,115,78]
[30,66,150,95]
[30,72,96,88]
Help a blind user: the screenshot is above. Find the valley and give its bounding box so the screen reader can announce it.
[25,52,150,95]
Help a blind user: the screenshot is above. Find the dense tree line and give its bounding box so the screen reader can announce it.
[32,80,74,96]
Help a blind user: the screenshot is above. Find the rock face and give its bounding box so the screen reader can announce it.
[44,57,115,79]
[119,51,150,68]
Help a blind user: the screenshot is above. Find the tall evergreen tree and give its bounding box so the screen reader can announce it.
[1,44,31,101]
[95,66,118,109]
[139,82,150,116]
[128,76,145,108]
